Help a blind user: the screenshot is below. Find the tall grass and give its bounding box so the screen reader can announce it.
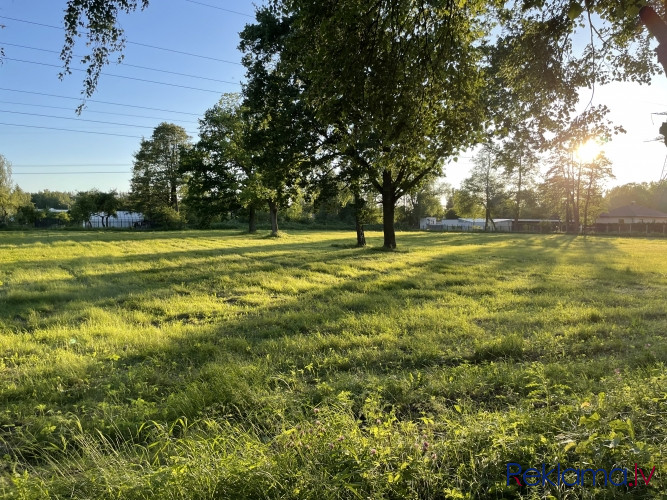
[0,230,665,498]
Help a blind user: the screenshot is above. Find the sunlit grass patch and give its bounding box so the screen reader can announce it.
[0,230,665,498]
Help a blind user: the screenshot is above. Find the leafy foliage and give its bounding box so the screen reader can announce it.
[180,94,247,228]
[272,0,491,247]
[69,189,120,227]
[0,154,33,225]
[130,123,191,216]
[61,0,150,107]
[459,146,508,230]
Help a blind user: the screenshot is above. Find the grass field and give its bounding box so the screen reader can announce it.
[0,230,665,499]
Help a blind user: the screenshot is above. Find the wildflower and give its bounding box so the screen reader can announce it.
[422,441,429,451]
[370,448,377,455]
[313,408,320,414]
[338,435,344,441]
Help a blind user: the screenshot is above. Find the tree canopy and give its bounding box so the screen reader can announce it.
[130,123,191,216]
[50,0,667,240]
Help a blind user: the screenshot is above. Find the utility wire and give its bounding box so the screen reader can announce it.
[1,109,197,136]
[4,57,234,92]
[0,99,199,124]
[13,172,131,175]
[0,122,143,138]
[183,0,254,18]
[126,41,242,65]
[0,15,243,65]
[14,164,131,167]
[2,109,158,129]
[0,42,241,82]
[0,88,201,116]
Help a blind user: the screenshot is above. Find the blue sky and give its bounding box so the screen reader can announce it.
[1,1,667,195]
[0,0,255,193]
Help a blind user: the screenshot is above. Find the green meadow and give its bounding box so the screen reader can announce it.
[0,230,665,499]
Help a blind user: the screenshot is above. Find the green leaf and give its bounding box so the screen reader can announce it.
[567,2,584,21]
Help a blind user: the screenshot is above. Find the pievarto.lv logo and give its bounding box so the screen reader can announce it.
[506,463,656,488]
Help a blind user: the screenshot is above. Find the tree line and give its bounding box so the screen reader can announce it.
[2,150,666,233]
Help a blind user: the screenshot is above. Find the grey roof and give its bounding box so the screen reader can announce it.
[599,204,667,218]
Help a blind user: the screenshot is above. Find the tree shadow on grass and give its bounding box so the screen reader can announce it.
[1,231,650,461]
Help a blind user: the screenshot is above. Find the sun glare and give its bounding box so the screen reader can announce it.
[576,140,603,163]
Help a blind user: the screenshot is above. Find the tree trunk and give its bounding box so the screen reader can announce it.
[170,180,178,212]
[582,177,594,235]
[353,191,366,247]
[515,159,522,225]
[248,205,257,234]
[355,218,366,247]
[381,170,396,249]
[268,200,279,236]
[573,164,582,233]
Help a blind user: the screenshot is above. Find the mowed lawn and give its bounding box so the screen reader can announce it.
[0,230,665,499]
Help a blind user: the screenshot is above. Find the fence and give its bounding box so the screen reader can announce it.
[592,222,667,235]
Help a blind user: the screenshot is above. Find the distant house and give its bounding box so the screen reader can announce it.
[596,203,667,224]
[420,217,558,232]
[595,203,667,234]
[420,217,513,232]
[85,211,144,229]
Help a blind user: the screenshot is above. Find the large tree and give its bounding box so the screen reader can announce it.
[69,190,120,227]
[239,7,324,237]
[266,0,490,248]
[131,123,191,216]
[459,145,508,231]
[581,153,614,233]
[496,129,541,224]
[543,106,622,232]
[181,94,251,229]
[0,154,32,225]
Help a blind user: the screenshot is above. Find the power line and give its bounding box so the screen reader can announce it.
[183,0,254,18]
[14,164,131,167]
[0,109,197,136]
[0,15,243,65]
[0,87,201,116]
[0,99,199,124]
[126,41,242,65]
[1,109,157,129]
[4,57,234,92]
[0,122,143,138]
[0,42,242,81]
[13,172,131,175]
